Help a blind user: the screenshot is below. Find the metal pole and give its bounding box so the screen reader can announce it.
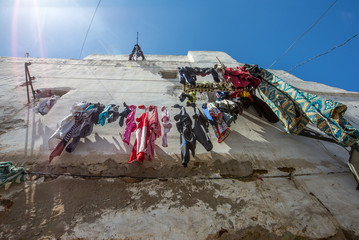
[25,63,30,104]
[26,62,36,99]
[137,32,138,45]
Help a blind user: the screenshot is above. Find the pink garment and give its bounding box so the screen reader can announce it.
[147,105,162,160]
[122,105,137,145]
[161,106,172,147]
[129,105,149,163]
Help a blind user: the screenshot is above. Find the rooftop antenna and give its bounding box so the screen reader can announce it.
[129,32,145,61]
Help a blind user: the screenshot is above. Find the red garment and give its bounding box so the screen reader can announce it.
[224,66,261,89]
[147,106,162,161]
[129,105,149,163]
[49,140,66,163]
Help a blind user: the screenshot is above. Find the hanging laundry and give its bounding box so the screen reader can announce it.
[48,114,76,150]
[178,67,220,86]
[183,81,229,93]
[107,106,120,124]
[202,103,231,143]
[65,108,96,152]
[0,162,25,187]
[174,105,196,167]
[179,92,196,104]
[48,102,89,150]
[34,95,60,115]
[147,105,162,160]
[122,105,137,145]
[215,86,278,124]
[89,103,105,124]
[118,102,132,127]
[191,104,213,151]
[98,104,116,126]
[218,65,261,89]
[48,101,104,162]
[243,64,262,79]
[231,89,254,101]
[215,99,242,127]
[255,68,359,147]
[161,106,172,147]
[214,62,235,89]
[129,105,149,163]
[250,95,280,123]
[49,119,82,163]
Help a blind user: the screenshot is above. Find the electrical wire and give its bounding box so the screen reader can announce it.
[24,170,350,180]
[287,32,359,72]
[268,0,338,69]
[79,0,102,59]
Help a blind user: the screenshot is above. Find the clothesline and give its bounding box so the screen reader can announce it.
[46,92,259,167]
[43,62,359,168]
[178,64,359,148]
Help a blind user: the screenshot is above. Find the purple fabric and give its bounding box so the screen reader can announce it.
[147,106,162,160]
[122,105,137,145]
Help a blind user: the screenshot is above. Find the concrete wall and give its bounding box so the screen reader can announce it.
[1,51,357,174]
[0,51,359,238]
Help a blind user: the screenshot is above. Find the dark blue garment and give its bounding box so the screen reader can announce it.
[192,106,213,151]
[178,67,220,86]
[174,107,196,167]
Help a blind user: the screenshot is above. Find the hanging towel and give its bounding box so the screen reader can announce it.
[129,105,149,163]
[203,103,231,143]
[147,105,162,160]
[257,68,359,147]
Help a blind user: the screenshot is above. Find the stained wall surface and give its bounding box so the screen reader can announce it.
[0,51,358,239]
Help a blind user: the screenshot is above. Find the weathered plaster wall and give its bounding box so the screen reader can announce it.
[0,51,358,239]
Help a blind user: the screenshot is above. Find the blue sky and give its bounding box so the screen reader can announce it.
[1,0,358,91]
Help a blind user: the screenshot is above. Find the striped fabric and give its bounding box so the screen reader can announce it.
[257,69,359,147]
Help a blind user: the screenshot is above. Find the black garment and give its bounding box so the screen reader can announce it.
[66,109,95,153]
[243,64,262,80]
[174,106,196,167]
[179,92,194,103]
[178,67,220,86]
[49,120,82,162]
[192,105,213,151]
[239,95,279,123]
[129,44,145,61]
[251,95,280,123]
[90,103,105,124]
[118,102,132,127]
[107,106,120,124]
[215,99,242,127]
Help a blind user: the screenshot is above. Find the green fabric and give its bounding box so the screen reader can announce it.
[0,162,25,187]
[257,69,359,147]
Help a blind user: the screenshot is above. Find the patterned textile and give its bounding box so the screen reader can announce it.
[257,69,359,147]
[206,103,231,143]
